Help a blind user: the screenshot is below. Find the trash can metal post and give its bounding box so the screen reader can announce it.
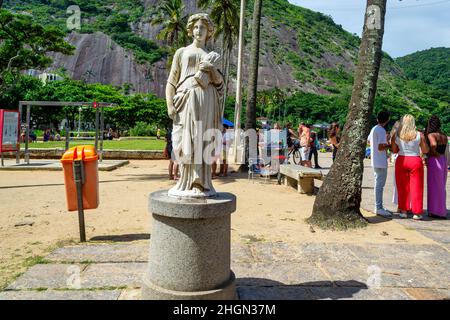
[25,105,30,164]
[73,160,86,243]
[65,120,70,151]
[16,104,22,164]
[95,106,99,151]
[100,106,104,162]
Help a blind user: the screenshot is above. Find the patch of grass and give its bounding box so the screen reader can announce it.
[53,286,127,291]
[21,138,165,151]
[241,234,266,244]
[306,215,367,231]
[35,287,48,292]
[22,256,50,268]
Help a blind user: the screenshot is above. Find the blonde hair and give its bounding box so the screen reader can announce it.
[390,120,400,139]
[187,13,214,42]
[399,114,417,141]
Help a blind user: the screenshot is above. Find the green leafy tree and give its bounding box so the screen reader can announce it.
[0,9,74,96]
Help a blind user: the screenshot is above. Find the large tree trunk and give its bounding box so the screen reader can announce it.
[308,0,387,230]
[0,1,3,9]
[245,0,262,131]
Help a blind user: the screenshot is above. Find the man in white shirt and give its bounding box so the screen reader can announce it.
[368,111,392,218]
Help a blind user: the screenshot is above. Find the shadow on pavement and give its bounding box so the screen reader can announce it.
[90,233,151,242]
[237,278,368,300]
[366,215,392,224]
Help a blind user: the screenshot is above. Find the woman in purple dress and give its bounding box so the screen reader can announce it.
[425,115,448,219]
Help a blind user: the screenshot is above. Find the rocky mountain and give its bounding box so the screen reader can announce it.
[4,0,400,98]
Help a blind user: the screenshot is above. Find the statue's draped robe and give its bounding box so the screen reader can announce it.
[168,47,224,196]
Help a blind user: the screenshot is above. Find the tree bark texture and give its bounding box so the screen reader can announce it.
[245,0,262,131]
[309,0,387,229]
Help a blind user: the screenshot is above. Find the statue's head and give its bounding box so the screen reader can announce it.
[187,13,214,43]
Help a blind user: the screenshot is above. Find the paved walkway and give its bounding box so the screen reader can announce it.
[0,240,449,300]
[1,154,449,300]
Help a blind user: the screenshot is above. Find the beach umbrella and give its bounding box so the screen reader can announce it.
[223,118,234,127]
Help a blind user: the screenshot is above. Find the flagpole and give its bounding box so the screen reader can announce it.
[234,0,245,163]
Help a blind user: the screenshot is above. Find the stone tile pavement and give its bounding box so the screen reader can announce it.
[1,241,449,300]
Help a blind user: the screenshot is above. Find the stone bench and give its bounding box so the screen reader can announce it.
[279,164,327,195]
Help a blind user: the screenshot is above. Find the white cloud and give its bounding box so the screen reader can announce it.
[289,0,450,57]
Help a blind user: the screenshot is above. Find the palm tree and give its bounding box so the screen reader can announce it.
[309,0,388,230]
[151,0,188,49]
[245,0,262,131]
[198,0,240,111]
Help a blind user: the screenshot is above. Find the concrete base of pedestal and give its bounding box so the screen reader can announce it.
[142,271,237,300]
[141,190,237,300]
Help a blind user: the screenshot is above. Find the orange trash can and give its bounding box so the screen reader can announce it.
[61,146,99,211]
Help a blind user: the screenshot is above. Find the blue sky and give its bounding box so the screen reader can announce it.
[288,0,450,58]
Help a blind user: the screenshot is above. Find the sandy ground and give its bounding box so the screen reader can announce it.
[0,154,440,289]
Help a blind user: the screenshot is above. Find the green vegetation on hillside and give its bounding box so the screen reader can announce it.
[396,47,450,91]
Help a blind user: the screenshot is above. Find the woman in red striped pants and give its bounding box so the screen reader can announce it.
[391,115,429,220]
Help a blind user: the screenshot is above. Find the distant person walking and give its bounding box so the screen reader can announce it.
[43,128,51,142]
[425,115,448,219]
[368,111,392,218]
[391,114,429,220]
[157,128,161,140]
[164,126,178,180]
[309,130,321,169]
[328,122,340,162]
[220,125,232,177]
[299,123,312,167]
[285,122,299,152]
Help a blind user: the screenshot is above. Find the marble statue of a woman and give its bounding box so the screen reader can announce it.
[166,13,224,198]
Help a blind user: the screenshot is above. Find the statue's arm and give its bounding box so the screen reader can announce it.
[166,49,182,119]
[209,66,223,86]
[166,83,176,119]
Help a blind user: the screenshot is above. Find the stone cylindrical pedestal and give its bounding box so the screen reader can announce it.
[142,190,237,300]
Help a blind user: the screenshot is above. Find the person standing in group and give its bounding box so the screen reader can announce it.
[328,122,340,162]
[391,114,429,220]
[368,111,392,218]
[309,128,321,169]
[298,123,312,167]
[389,121,401,208]
[425,115,448,219]
[285,122,299,152]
